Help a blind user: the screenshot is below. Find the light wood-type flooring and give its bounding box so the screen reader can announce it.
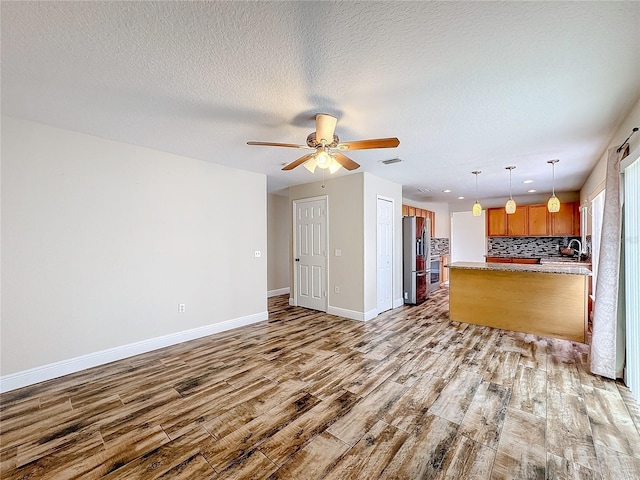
[2,288,640,479]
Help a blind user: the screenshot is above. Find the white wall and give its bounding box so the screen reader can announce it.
[1,117,268,380]
[289,172,403,320]
[289,174,365,313]
[363,173,404,313]
[451,211,487,262]
[581,97,640,206]
[267,193,290,295]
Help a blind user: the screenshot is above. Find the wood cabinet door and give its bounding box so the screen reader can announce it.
[528,204,549,236]
[408,206,416,217]
[429,211,436,237]
[402,204,409,217]
[486,256,512,263]
[440,254,450,284]
[573,202,581,236]
[550,201,575,236]
[512,258,540,264]
[507,207,528,236]
[487,208,507,236]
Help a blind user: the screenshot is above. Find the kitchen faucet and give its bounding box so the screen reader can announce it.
[568,239,582,257]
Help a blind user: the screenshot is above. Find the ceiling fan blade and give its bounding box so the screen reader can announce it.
[333,152,360,171]
[247,141,312,149]
[337,137,400,151]
[282,153,315,171]
[315,114,337,144]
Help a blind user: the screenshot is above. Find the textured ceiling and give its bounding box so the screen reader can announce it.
[2,1,639,204]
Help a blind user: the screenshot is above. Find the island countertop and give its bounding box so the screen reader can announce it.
[447,261,591,276]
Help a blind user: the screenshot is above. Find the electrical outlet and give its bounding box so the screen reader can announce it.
[254,250,261,258]
[334,286,339,294]
[178,303,186,313]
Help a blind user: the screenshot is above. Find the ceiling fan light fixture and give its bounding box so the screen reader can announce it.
[547,159,561,213]
[315,150,331,169]
[303,157,317,173]
[328,156,342,174]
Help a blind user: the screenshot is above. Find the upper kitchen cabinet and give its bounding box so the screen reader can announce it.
[487,208,508,236]
[528,204,549,236]
[487,201,580,237]
[402,205,436,237]
[507,207,528,236]
[550,201,580,236]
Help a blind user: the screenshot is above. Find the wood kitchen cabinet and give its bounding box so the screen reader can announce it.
[402,205,436,237]
[486,256,512,263]
[487,208,508,236]
[507,207,528,236]
[550,201,579,236]
[528,204,549,236]
[487,201,580,237]
[440,254,450,285]
[425,210,435,238]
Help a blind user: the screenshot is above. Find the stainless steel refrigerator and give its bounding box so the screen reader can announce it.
[403,216,431,304]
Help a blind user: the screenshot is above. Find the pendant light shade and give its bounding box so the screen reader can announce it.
[472,171,482,216]
[505,166,517,214]
[547,159,560,213]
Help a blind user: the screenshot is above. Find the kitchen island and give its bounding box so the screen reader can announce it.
[447,261,591,343]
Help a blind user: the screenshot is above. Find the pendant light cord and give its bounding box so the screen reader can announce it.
[509,168,513,200]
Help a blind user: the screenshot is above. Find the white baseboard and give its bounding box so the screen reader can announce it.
[363,308,379,322]
[393,298,405,308]
[0,311,268,393]
[327,305,377,322]
[267,287,290,298]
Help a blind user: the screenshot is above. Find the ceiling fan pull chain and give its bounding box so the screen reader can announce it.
[322,169,326,188]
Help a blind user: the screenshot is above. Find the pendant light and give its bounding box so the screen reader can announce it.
[505,166,517,214]
[547,159,560,213]
[472,171,482,216]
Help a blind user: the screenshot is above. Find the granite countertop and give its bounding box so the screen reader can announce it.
[446,261,592,276]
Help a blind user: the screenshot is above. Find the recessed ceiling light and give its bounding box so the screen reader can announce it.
[523,180,534,184]
[442,189,452,193]
[457,196,465,200]
[528,189,537,193]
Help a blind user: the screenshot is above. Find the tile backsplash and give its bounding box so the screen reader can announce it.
[431,237,449,255]
[487,236,583,258]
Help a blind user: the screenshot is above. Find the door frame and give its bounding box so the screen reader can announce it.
[291,195,329,311]
[376,195,395,314]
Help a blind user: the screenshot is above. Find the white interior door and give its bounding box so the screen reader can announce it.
[294,197,327,312]
[377,197,393,313]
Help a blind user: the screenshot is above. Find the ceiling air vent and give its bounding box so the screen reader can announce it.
[417,188,432,193]
[381,158,402,165]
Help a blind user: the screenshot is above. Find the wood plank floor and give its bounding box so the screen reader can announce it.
[2,288,640,479]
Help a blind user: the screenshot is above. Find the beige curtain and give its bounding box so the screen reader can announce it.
[590,146,626,379]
